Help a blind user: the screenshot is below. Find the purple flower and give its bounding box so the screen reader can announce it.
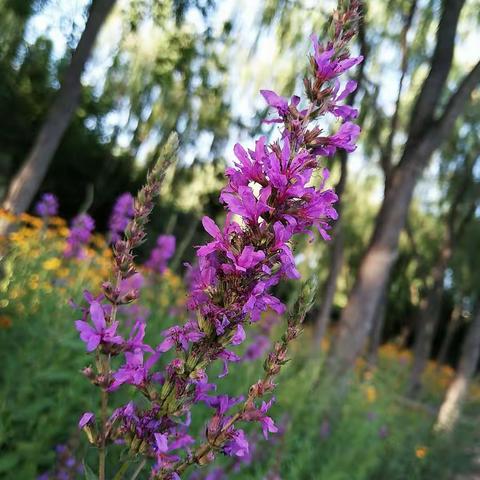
[243,281,285,322]
[35,193,59,217]
[145,234,176,274]
[78,412,95,429]
[154,433,179,470]
[124,320,153,353]
[109,349,160,391]
[157,321,204,353]
[312,121,361,157]
[260,90,303,124]
[108,193,135,243]
[203,394,243,414]
[259,400,278,439]
[218,349,241,378]
[75,301,123,351]
[220,185,272,225]
[64,213,95,259]
[244,398,278,439]
[224,429,249,457]
[310,34,363,81]
[153,431,193,474]
[243,335,270,361]
[329,79,359,120]
[231,324,246,346]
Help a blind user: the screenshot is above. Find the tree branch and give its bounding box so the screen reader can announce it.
[408,0,465,139]
[435,60,480,140]
[380,0,417,180]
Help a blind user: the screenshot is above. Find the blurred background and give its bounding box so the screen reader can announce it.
[1,0,480,478]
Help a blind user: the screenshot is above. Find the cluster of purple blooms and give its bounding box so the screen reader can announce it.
[35,193,59,218]
[145,235,176,274]
[75,3,362,478]
[64,213,95,259]
[108,193,135,243]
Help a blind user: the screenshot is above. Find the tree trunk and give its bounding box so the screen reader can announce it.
[328,0,480,376]
[407,241,451,396]
[328,158,420,372]
[0,0,116,221]
[437,304,462,367]
[435,308,480,432]
[367,283,388,366]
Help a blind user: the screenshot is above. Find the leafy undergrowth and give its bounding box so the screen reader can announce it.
[0,215,479,479]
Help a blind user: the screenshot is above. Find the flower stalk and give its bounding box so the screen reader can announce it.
[74,1,363,478]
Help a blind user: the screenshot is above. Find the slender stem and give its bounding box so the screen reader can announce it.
[99,386,108,480]
[112,460,131,480]
[99,271,122,480]
[130,459,147,480]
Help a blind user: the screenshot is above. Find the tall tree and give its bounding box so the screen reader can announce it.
[0,0,116,224]
[436,303,463,367]
[435,305,480,432]
[329,0,480,374]
[362,0,419,362]
[407,150,478,396]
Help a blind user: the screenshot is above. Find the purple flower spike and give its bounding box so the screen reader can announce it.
[145,234,176,274]
[108,192,135,243]
[64,213,95,259]
[35,193,59,217]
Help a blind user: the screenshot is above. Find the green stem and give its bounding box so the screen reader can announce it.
[130,459,147,480]
[112,460,131,480]
[99,386,108,480]
[99,271,122,479]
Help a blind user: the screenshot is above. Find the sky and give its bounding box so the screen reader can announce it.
[23,0,480,209]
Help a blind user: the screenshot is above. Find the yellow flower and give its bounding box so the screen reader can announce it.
[0,209,17,222]
[415,446,428,459]
[43,258,62,271]
[57,268,70,278]
[58,227,70,237]
[365,386,377,403]
[50,216,66,227]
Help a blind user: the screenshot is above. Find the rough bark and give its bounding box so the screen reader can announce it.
[1,0,116,221]
[435,308,480,432]
[329,0,480,375]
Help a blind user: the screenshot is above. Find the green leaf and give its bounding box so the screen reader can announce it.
[0,452,19,472]
[83,461,98,480]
